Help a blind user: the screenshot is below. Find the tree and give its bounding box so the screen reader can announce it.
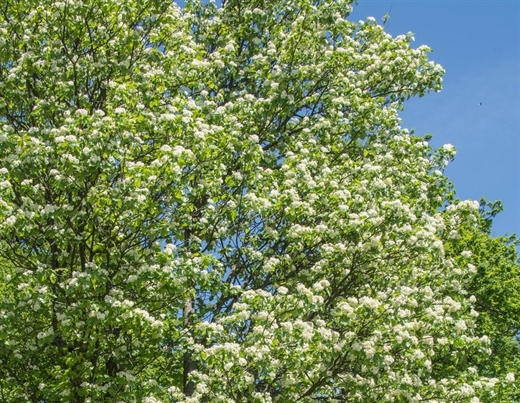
[0,0,513,402]
[442,199,520,403]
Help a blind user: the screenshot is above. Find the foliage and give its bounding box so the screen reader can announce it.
[442,199,520,403]
[0,0,515,402]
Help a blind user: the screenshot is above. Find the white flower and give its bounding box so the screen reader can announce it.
[264,257,279,272]
[505,372,515,382]
[172,146,185,157]
[280,322,293,333]
[437,337,448,345]
[163,243,176,255]
[461,250,472,258]
[455,320,467,331]
[412,349,425,360]
[459,383,474,397]
[162,113,176,121]
[442,144,456,153]
[224,362,233,371]
[384,355,394,366]
[338,302,354,316]
[277,286,288,295]
[488,378,499,387]
[3,216,16,226]
[359,296,380,310]
[75,108,88,116]
[224,42,235,52]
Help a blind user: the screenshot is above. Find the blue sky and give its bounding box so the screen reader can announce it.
[350,1,519,238]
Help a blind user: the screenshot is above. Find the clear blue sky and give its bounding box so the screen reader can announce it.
[350,1,519,238]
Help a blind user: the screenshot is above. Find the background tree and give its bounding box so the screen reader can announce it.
[442,198,520,403]
[0,0,514,402]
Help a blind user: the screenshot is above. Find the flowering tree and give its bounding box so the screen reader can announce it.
[0,0,514,402]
